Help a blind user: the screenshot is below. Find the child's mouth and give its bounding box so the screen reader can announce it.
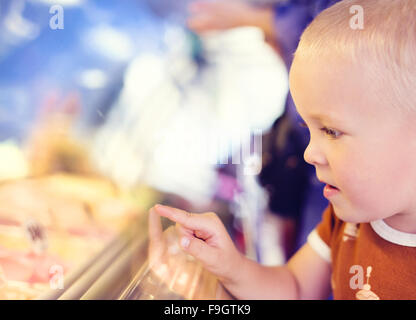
[323,184,340,198]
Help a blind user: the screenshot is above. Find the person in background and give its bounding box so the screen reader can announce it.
[187,0,341,260]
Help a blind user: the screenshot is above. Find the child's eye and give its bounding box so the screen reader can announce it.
[320,127,342,139]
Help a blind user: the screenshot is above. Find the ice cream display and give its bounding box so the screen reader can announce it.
[0,173,150,299]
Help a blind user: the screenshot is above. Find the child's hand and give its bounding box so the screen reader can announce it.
[151,204,244,285]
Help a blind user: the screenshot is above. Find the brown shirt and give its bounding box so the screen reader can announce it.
[307,205,416,300]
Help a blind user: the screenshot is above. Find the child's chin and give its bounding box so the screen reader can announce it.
[332,205,362,223]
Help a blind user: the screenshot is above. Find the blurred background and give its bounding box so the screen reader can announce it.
[0,0,328,300]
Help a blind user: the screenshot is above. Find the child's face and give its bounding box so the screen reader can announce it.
[289,55,416,224]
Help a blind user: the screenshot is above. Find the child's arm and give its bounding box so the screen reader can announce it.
[223,243,332,299]
[151,204,332,300]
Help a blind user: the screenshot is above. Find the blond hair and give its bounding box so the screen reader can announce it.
[294,0,416,113]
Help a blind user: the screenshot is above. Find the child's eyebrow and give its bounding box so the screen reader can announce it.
[306,113,341,124]
[295,106,342,124]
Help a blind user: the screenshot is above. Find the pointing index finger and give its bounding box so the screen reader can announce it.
[153,204,192,223]
[153,204,212,233]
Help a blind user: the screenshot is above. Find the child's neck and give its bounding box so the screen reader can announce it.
[384,212,416,234]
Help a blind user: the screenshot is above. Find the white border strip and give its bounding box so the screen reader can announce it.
[370,220,416,247]
[307,230,331,263]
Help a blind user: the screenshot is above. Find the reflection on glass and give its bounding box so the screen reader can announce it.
[119,213,232,300]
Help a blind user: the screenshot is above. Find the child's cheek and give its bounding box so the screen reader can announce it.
[334,155,373,200]
[340,160,391,218]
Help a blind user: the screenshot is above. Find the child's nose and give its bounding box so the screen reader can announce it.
[304,140,327,167]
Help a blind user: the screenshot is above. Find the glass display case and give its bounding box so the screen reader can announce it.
[0,0,288,300]
[0,174,232,300]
